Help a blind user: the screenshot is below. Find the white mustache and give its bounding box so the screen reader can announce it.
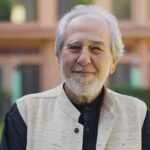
[72,66,96,72]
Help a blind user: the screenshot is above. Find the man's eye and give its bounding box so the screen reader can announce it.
[68,45,81,53]
[90,46,102,54]
[70,45,81,49]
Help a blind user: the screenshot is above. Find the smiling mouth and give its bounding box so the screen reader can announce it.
[72,71,95,76]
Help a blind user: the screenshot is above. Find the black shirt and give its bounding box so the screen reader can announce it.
[0,104,27,150]
[72,90,104,150]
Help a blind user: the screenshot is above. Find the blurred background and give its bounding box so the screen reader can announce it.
[0,0,150,139]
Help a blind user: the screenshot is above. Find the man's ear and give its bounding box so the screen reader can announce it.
[110,58,119,74]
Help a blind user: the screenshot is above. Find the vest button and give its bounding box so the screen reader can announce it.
[74,128,79,133]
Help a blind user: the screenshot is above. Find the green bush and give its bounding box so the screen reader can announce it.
[0,87,10,142]
[0,0,13,21]
[76,0,92,4]
[0,87,10,100]
[112,87,150,108]
[0,87,10,121]
[0,122,4,142]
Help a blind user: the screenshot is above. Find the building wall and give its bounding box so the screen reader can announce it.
[0,0,149,101]
[94,0,150,88]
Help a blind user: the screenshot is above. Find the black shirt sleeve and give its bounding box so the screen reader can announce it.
[142,110,150,150]
[0,103,27,150]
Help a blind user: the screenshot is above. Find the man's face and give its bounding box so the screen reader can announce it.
[59,15,118,100]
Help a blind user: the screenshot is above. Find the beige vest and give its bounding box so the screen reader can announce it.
[17,84,147,150]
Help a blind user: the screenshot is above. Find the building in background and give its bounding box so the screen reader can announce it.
[0,0,150,102]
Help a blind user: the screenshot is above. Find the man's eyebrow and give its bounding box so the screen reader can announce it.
[90,40,104,45]
[65,40,105,46]
[66,40,82,45]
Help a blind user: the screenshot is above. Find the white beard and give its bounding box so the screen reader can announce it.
[61,71,103,98]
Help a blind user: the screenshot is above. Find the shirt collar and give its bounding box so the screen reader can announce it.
[71,87,104,113]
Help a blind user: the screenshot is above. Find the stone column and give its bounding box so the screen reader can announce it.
[136,40,149,88]
[132,0,149,24]
[38,0,57,26]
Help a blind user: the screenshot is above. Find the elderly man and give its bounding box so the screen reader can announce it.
[1,4,150,150]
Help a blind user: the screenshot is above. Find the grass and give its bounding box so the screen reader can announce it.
[0,122,4,142]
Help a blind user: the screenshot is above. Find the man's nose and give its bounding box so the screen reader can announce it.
[77,48,91,65]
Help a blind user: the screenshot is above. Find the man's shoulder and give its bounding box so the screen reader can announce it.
[15,84,63,123]
[106,88,147,128]
[17,84,62,104]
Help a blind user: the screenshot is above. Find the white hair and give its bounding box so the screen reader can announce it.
[55,4,124,59]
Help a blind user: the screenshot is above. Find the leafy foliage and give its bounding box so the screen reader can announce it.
[0,87,10,122]
[0,0,13,20]
[76,0,92,5]
[0,122,4,142]
[112,87,150,108]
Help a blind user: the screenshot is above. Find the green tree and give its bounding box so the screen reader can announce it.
[0,0,13,21]
[76,0,92,5]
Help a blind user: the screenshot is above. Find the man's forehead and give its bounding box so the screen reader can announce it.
[63,14,111,48]
[65,14,110,38]
[66,39,105,45]
[68,14,109,29]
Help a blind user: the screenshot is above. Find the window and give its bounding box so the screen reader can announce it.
[17,65,40,96]
[130,66,141,88]
[0,0,37,23]
[124,45,133,54]
[0,46,40,55]
[109,63,142,88]
[57,0,92,19]
[112,0,131,20]
[109,64,131,88]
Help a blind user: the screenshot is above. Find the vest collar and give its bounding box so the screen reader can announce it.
[96,87,117,149]
[57,83,81,122]
[57,84,116,123]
